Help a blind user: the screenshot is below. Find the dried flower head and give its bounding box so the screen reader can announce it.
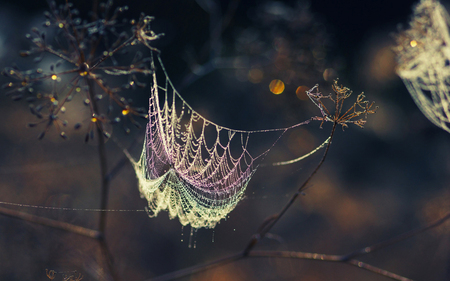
[307,80,377,129]
[2,1,163,141]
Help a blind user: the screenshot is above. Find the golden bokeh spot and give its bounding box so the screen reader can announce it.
[9,70,14,75]
[76,87,81,92]
[122,108,130,116]
[248,68,263,84]
[91,117,98,123]
[51,74,57,80]
[58,22,64,28]
[296,85,309,100]
[49,95,58,106]
[269,79,285,95]
[79,71,88,77]
[410,40,418,47]
[129,81,135,86]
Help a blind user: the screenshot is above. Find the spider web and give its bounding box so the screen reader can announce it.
[127,54,322,229]
[396,0,450,133]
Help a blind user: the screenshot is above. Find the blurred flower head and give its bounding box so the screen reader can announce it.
[2,1,163,141]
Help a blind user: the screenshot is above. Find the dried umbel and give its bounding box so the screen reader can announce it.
[394,0,450,133]
[2,1,163,141]
[308,80,377,130]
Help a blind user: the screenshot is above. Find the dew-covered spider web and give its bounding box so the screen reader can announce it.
[126,54,327,229]
[395,0,450,133]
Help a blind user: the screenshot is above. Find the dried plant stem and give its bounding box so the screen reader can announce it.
[86,77,119,281]
[244,121,337,254]
[85,78,109,234]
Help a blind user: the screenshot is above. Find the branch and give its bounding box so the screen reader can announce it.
[249,251,412,281]
[342,211,450,261]
[85,77,109,234]
[148,248,412,281]
[244,121,338,254]
[86,75,119,281]
[0,206,101,239]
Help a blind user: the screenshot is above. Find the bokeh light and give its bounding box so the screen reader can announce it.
[295,85,310,100]
[269,79,285,95]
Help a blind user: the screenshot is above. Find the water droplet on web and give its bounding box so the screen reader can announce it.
[180,225,184,242]
[211,230,215,243]
[188,227,194,248]
[193,228,198,249]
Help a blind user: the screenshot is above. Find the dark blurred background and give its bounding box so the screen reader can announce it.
[1,0,450,280]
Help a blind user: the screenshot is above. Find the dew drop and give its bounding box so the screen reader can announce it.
[188,227,194,248]
[180,226,184,243]
[193,228,198,249]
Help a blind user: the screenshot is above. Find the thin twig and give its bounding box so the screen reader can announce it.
[249,251,412,281]
[0,206,101,239]
[342,211,450,261]
[244,121,338,254]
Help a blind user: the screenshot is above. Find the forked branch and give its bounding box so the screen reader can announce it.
[150,210,450,281]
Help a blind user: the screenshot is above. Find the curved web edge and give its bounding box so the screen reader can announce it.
[128,139,253,229]
[126,53,326,229]
[395,0,450,133]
